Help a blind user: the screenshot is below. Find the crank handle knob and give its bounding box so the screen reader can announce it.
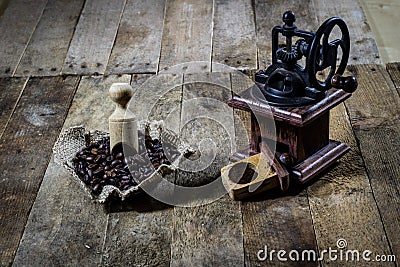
[331,74,358,93]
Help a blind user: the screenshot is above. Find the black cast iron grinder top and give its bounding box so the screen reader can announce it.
[254,11,358,106]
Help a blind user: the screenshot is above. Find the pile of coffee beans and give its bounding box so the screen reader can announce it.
[73,132,181,195]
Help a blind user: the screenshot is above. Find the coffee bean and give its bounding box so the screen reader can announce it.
[111,160,120,168]
[73,134,178,195]
[94,155,102,163]
[88,163,97,169]
[121,175,130,181]
[93,167,104,176]
[122,184,131,190]
[93,184,101,193]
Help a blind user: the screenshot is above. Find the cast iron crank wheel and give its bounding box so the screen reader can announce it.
[307,17,350,91]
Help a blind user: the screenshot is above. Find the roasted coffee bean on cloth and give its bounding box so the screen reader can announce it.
[72,132,181,195]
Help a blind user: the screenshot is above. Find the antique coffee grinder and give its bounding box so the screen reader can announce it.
[223,11,358,200]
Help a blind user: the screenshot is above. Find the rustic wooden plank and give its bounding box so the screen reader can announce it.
[231,74,319,267]
[63,75,131,131]
[344,64,400,260]
[307,101,393,265]
[170,72,244,266]
[360,0,400,64]
[212,0,257,71]
[230,70,260,151]
[12,75,130,266]
[171,196,244,266]
[103,73,183,266]
[254,0,318,68]
[129,73,183,133]
[313,0,381,65]
[14,0,85,77]
[0,77,27,138]
[176,72,234,188]
[62,0,126,75]
[386,62,400,95]
[0,76,79,266]
[105,0,166,75]
[0,0,47,77]
[103,197,173,266]
[158,0,213,73]
[241,191,319,266]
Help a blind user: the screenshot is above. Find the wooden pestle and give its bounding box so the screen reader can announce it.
[109,83,138,153]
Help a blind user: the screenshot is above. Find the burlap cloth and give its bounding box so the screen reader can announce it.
[53,121,194,203]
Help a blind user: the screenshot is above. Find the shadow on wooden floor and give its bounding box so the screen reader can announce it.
[104,192,173,213]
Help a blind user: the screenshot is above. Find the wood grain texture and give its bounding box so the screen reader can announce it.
[176,72,234,188]
[171,196,244,267]
[129,73,183,133]
[62,0,126,75]
[386,62,400,95]
[360,0,400,64]
[231,73,318,267]
[254,0,318,68]
[171,72,244,266]
[63,75,131,131]
[307,102,393,266]
[158,0,213,73]
[103,200,173,267]
[106,0,166,75]
[241,191,318,266]
[231,72,254,152]
[12,75,130,267]
[15,0,85,77]
[345,64,400,260]
[313,0,381,65]
[102,73,181,266]
[0,0,47,77]
[0,76,79,266]
[0,77,27,138]
[212,0,257,71]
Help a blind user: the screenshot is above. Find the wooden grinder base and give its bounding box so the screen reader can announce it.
[228,83,352,184]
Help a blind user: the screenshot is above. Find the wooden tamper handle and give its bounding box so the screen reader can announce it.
[331,74,358,93]
[109,83,138,153]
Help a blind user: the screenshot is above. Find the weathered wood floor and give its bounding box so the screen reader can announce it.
[0,0,399,266]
